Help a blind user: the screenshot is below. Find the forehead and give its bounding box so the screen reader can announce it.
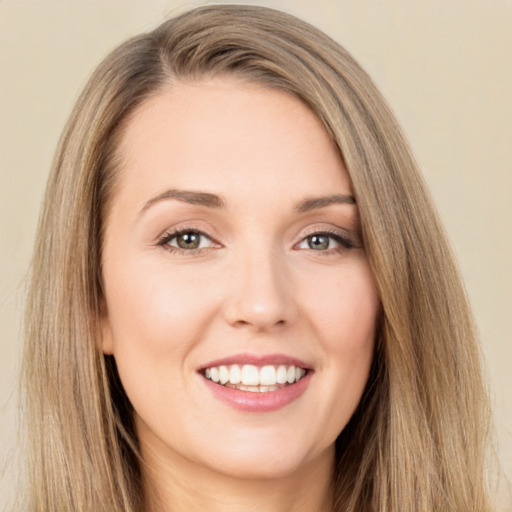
[113,78,352,210]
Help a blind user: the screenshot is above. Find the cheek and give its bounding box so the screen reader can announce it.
[104,257,220,351]
[305,261,379,420]
[308,259,379,349]
[101,260,222,401]
[330,272,378,376]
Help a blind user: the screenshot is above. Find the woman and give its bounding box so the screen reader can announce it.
[21,4,496,511]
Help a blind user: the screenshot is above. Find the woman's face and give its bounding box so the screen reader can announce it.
[101,78,380,481]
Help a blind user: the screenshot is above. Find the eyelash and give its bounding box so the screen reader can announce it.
[157,228,216,255]
[296,229,357,253]
[156,227,358,255]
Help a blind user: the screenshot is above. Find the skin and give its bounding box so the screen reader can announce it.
[101,78,380,512]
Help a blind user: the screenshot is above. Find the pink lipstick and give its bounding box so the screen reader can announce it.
[198,353,313,412]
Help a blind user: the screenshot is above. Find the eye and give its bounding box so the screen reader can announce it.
[158,229,217,252]
[296,232,355,252]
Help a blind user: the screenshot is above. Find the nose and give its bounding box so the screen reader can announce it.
[222,247,297,332]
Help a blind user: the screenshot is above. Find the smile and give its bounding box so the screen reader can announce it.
[202,364,307,393]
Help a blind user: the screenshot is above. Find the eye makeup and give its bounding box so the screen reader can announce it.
[156,227,220,255]
[156,225,361,258]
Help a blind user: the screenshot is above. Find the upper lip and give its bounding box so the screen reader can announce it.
[197,352,313,371]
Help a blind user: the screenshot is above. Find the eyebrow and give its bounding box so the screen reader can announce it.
[295,194,356,212]
[139,189,355,215]
[140,189,225,214]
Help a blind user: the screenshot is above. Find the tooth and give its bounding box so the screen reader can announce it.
[210,367,220,383]
[219,365,229,385]
[229,365,241,384]
[276,365,287,384]
[287,366,296,384]
[260,365,277,385]
[206,363,306,390]
[241,365,259,385]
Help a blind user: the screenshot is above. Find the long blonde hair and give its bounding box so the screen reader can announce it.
[22,5,494,511]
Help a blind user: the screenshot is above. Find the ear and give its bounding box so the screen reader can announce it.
[99,299,115,355]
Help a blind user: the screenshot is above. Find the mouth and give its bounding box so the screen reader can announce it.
[201,364,308,393]
[198,354,313,411]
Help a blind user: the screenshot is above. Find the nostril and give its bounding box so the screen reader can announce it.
[228,316,288,331]
[221,264,297,329]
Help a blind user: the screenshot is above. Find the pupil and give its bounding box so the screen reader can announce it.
[177,232,200,249]
[309,235,329,250]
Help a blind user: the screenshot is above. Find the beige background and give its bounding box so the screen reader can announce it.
[1,0,511,507]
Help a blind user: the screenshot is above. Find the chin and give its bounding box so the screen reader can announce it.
[197,439,331,482]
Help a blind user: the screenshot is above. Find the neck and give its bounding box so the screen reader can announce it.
[140,438,335,512]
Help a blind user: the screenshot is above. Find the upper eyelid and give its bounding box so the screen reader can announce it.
[155,224,359,247]
[299,226,347,237]
[297,226,362,250]
[296,231,353,248]
[298,225,355,240]
[158,228,216,245]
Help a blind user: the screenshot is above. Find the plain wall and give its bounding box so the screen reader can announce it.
[1,0,511,507]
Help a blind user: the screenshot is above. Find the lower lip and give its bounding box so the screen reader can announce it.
[201,373,312,412]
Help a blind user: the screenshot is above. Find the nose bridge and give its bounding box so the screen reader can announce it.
[223,237,295,330]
